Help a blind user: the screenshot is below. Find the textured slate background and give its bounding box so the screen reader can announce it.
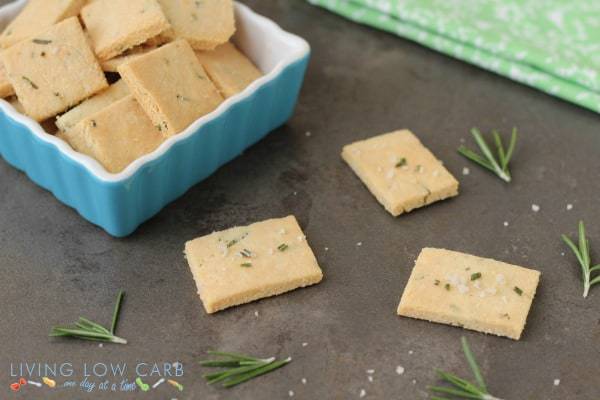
[0,0,599,399]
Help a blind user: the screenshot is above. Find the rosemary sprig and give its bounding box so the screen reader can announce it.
[562,221,600,298]
[458,128,517,183]
[429,337,504,400]
[200,351,291,388]
[50,291,127,344]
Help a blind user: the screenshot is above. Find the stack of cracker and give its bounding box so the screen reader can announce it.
[0,0,263,173]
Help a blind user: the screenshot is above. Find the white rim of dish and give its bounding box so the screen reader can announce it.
[0,0,310,183]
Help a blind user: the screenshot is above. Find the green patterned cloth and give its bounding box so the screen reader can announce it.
[308,0,600,113]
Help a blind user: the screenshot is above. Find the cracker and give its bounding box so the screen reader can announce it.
[184,215,324,314]
[2,17,108,121]
[0,0,86,49]
[118,39,223,137]
[0,62,14,98]
[157,0,235,50]
[196,42,262,98]
[342,130,459,216]
[397,248,541,340]
[81,0,170,61]
[56,80,129,132]
[64,95,165,173]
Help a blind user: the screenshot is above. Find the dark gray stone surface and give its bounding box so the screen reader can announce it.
[1,0,599,399]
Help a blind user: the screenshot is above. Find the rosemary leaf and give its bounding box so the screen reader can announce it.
[49,291,127,345]
[111,290,124,334]
[461,337,487,392]
[200,352,290,388]
[458,128,517,183]
[562,220,600,298]
[428,337,504,400]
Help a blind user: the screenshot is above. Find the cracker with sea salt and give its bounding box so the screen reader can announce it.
[397,248,541,340]
[2,17,108,121]
[118,39,223,137]
[56,80,130,132]
[81,0,170,61]
[0,0,86,49]
[196,42,262,98]
[64,95,165,173]
[157,0,235,50]
[184,215,324,314]
[342,130,459,216]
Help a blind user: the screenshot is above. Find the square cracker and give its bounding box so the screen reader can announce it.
[342,130,459,216]
[0,0,86,49]
[56,80,130,132]
[118,39,223,137]
[64,95,165,173]
[184,215,324,314]
[196,42,262,98]
[81,0,170,61]
[157,0,235,50]
[2,17,108,122]
[397,248,541,340]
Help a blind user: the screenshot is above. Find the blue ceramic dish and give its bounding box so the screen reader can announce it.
[0,1,310,237]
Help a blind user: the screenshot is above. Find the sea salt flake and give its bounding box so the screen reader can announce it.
[359,389,366,398]
[289,390,294,397]
[366,369,375,374]
[566,204,573,211]
[396,365,405,375]
[301,378,307,384]
[462,167,470,175]
[554,379,560,386]
[531,204,540,212]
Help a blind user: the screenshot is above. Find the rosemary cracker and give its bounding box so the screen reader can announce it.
[398,248,541,340]
[196,42,262,98]
[342,130,459,216]
[56,80,129,132]
[157,0,235,50]
[64,95,164,173]
[81,0,170,61]
[2,17,107,121]
[184,216,323,314]
[0,0,86,49]
[118,39,223,137]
